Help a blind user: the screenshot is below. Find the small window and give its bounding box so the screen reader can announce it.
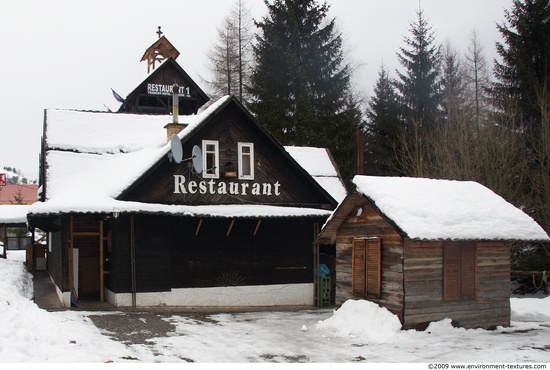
[444,242,477,301]
[238,142,254,180]
[202,140,219,178]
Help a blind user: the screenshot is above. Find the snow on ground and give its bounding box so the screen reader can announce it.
[1,251,549,364]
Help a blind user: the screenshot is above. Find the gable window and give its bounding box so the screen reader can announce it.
[238,142,254,180]
[444,242,477,301]
[352,238,381,299]
[202,140,219,178]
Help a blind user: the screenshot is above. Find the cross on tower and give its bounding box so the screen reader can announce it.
[156,26,163,39]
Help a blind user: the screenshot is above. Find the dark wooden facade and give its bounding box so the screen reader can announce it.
[104,215,323,294]
[318,191,513,330]
[33,97,338,307]
[43,211,325,305]
[31,36,342,307]
[121,99,334,208]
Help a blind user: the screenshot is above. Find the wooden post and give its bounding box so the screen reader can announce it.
[313,222,320,307]
[99,220,104,303]
[130,214,136,308]
[31,228,36,271]
[1,225,6,259]
[69,215,76,305]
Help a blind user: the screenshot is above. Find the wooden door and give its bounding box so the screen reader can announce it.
[81,255,100,294]
[72,216,102,300]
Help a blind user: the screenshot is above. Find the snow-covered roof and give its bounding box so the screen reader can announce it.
[284,146,347,204]
[30,97,341,219]
[30,201,332,219]
[352,176,549,241]
[0,205,30,224]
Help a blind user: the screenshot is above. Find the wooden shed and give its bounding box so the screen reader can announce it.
[317,175,549,330]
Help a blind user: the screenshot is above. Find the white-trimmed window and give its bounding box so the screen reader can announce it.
[238,142,254,180]
[202,140,219,178]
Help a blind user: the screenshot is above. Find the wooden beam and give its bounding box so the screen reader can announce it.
[253,219,262,236]
[72,231,101,236]
[227,219,235,237]
[512,270,549,276]
[195,219,203,236]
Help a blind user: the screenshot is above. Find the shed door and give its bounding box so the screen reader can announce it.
[352,238,381,298]
[443,242,477,301]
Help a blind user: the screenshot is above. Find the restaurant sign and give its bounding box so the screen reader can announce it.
[174,175,281,197]
[147,83,191,97]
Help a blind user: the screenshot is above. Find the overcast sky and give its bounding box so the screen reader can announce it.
[0,0,513,180]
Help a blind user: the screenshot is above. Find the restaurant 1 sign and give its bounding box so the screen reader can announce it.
[0,173,6,187]
[147,83,191,97]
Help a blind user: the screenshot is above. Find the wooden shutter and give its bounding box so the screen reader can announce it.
[444,242,477,301]
[352,239,366,296]
[460,243,477,300]
[444,243,461,301]
[352,238,382,298]
[366,238,382,298]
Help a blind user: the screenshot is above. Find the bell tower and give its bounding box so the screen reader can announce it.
[140,27,180,73]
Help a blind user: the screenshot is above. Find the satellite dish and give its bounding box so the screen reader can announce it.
[170,134,183,164]
[192,145,203,174]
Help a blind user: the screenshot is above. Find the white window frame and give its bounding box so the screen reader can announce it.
[238,142,255,180]
[202,140,219,178]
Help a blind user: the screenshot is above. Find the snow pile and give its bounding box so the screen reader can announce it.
[511,296,550,322]
[1,257,33,300]
[0,257,129,362]
[316,299,402,343]
[423,318,466,334]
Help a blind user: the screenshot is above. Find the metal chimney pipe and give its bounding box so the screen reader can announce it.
[164,83,187,142]
[356,129,364,175]
[172,83,179,124]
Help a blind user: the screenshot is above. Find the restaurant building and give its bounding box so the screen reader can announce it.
[28,33,346,308]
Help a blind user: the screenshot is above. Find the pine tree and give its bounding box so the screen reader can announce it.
[494,0,550,131]
[440,42,468,126]
[493,0,550,220]
[247,0,361,182]
[205,0,254,103]
[395,8,442,129]
[464,30,491,128]
[364,65,403,176]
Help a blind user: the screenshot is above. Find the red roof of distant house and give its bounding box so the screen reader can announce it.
[0,184,39,205]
